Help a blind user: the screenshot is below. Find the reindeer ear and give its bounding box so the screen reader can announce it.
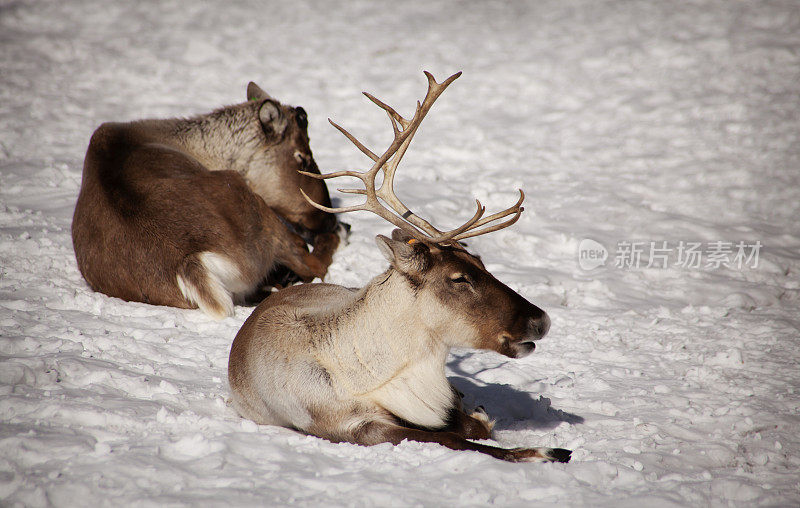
[247,82,272,102]
[376,233,429,274]
[258,101,288,139]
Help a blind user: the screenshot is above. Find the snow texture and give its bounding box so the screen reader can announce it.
[2,0,799,506]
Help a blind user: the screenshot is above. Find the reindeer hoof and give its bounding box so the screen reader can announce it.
[336,221,352,243]
[546,448,572,463]
[506,447,572,463]
[469,407,495,436]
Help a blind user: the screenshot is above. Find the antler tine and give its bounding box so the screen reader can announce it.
[449,190,526,242]
[460,189,525,232]
[298,188,371,214]
[364,92,408,130]
[328,119,378,160]
[452,207,524,241]
[420,200,487,244]
[402,190,525,244]
[297,168,364,181]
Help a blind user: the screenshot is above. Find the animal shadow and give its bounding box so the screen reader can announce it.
[447,356,584,432]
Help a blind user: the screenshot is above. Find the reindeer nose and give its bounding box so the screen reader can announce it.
[507,308,550,359]
[529,312,550,339]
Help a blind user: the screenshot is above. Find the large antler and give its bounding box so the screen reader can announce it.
[298,71,525,244]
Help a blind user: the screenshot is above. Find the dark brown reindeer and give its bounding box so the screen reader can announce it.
[72,83,343,319]
[228,72,571,463]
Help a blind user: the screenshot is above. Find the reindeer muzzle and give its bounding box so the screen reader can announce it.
[507,312,550,358]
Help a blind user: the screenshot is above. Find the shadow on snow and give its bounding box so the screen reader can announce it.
[447,354,584,432]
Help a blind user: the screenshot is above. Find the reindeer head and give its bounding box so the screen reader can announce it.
[376,229,549,358]
[300,71,550,358]
[245,82,338,237]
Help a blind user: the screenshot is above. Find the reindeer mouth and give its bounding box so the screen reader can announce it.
[500,334,537,358]
[514,339,536,358]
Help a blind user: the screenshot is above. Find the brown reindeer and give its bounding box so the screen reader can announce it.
[72,83,344,319]
[228,72,571,463]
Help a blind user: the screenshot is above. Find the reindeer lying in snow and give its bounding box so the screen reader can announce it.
[72,83,343,319]
[228,72,571,463]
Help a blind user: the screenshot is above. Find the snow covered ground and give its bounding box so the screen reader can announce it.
[2,0,799,505]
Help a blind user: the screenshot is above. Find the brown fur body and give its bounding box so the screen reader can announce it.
[72,84,341,318]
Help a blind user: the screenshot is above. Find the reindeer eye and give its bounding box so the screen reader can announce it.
[450,274,470,285]
[294,151,310,168]
[295,107,308,129]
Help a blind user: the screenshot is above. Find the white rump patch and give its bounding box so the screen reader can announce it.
[177,251,246,319]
